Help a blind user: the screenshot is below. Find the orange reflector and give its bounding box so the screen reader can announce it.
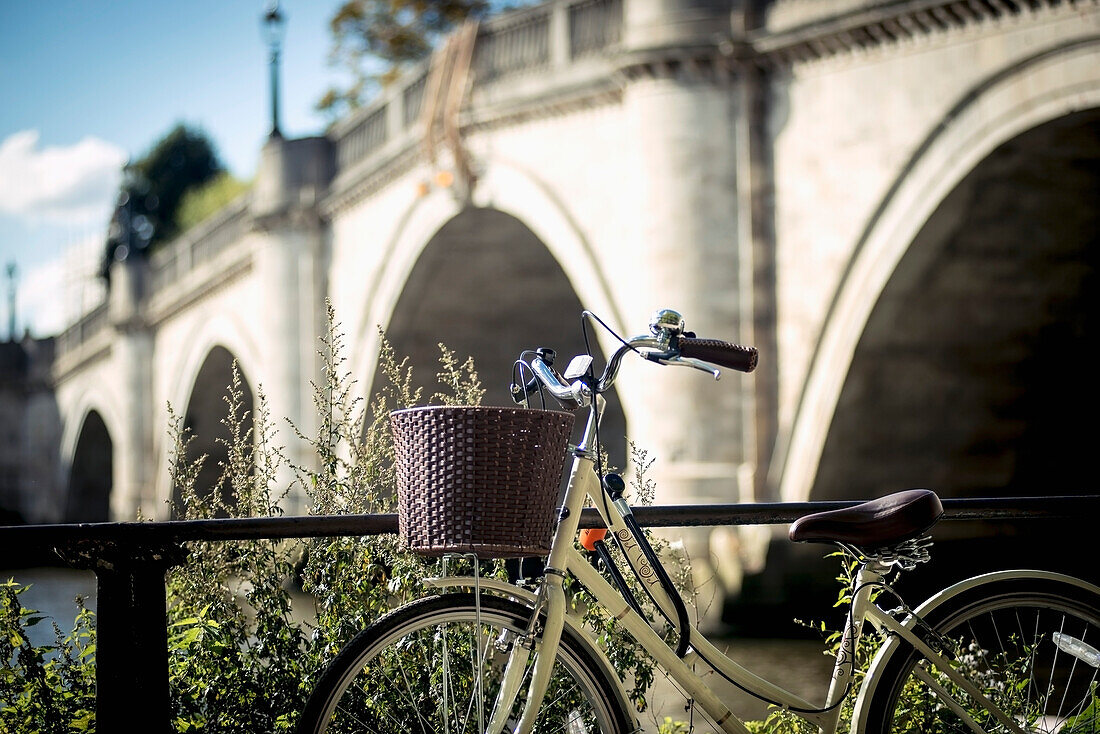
[579,528,608,552]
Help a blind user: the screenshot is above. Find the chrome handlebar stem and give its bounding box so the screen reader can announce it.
[526,356,593,408]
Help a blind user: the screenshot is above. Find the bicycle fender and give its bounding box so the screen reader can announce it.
[424,575,639,728]
[850,569,1100,732]
[424,576,544,605]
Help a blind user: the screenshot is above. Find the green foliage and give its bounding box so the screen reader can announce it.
[175,172,250,233]
[318,0,492,117]
[0,581,95,733]
[658,717,693,734]
[160,305,498,731]
[164,364,303,731]
[884,633,1100,734]
[0,305,496,732]
[1063,684,1100,733]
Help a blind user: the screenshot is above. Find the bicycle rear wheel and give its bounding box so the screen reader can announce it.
[297,592,632,734]
[860,574,1100,734]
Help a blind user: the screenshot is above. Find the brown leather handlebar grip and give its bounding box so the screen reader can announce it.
[678,337,758,373]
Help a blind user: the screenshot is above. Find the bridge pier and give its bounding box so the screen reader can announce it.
[107,257,155,520]
[253,136,334,515]
[613,0,761,608]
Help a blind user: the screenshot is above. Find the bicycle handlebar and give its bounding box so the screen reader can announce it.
[512,309,759,409]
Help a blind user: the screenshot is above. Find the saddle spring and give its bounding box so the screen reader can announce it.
[841,533,935,572]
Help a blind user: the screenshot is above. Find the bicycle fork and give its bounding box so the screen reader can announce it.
[483,573,569,734]
[487,454,595,732]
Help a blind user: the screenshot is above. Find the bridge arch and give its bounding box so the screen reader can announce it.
[354,162,630,460]
[64,408,114,522]
[59,385,124,519]
[352,158,624,399]
[167,344,256,516]
[166,313,262,418]
[778,39,1100,503]
[60,387,123,477]
[155,314,262,512]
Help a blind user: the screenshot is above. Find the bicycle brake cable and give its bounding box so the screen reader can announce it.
[581,310,639,356]
[511,351,547,409]
[579,314,611,513]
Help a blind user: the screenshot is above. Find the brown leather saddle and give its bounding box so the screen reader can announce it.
[788,489,943,550]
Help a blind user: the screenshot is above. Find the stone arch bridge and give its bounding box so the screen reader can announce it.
[27,0,1100,601]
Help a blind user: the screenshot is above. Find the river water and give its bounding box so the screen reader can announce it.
[7,568,834,731]
[6,567,98,647]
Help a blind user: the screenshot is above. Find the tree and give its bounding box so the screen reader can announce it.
[318,0,491,117]
[102,124,224,277]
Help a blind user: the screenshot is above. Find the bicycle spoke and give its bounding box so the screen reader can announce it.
[1044,613,1067,726]
[1022,609,1038,723]
[383,646,436,733]
[532,679,589,734]
[397,647,436,733]
[1055,624,1082,724]
[956,620,994,731]
[458,623,481,734]
[345,663,429,734]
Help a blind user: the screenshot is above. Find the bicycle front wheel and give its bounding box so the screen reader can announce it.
[860,573,1100,734]
[297,592,632,734]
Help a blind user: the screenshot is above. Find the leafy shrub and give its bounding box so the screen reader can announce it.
[175,172,250,233]
[162,309,492,731]
[0,582,95,733]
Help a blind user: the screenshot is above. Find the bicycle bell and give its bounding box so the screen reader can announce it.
[649,308,685,347]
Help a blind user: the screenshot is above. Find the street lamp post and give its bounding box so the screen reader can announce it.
[261,1,287,138]
[5,262,16,341]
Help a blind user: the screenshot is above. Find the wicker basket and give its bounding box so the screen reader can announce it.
[390,406,576,557]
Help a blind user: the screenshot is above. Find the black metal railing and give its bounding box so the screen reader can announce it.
[1,495,1097,730]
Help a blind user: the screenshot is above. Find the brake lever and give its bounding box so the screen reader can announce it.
[639,348,721,380]
[657,356,722,380]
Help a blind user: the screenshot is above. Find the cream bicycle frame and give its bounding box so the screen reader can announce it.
[482,399,1028,734]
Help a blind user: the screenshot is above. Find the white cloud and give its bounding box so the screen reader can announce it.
[15,231,106,338]
[0,130,126,224]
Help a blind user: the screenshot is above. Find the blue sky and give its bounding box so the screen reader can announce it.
[0,0,348,337]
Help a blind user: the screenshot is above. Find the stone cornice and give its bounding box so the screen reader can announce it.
[250,206,325,234]
[465,76,623,130]
[614,45,746,83]
[268,0,1095,219]
[750,0,1094,67]
[320,73,625,217]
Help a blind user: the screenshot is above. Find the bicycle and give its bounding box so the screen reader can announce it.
[297,308,1100,734]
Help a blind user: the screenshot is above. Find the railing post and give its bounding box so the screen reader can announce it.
[386,92,403,148]
[64,540,187,732]
[550,0,571,67]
